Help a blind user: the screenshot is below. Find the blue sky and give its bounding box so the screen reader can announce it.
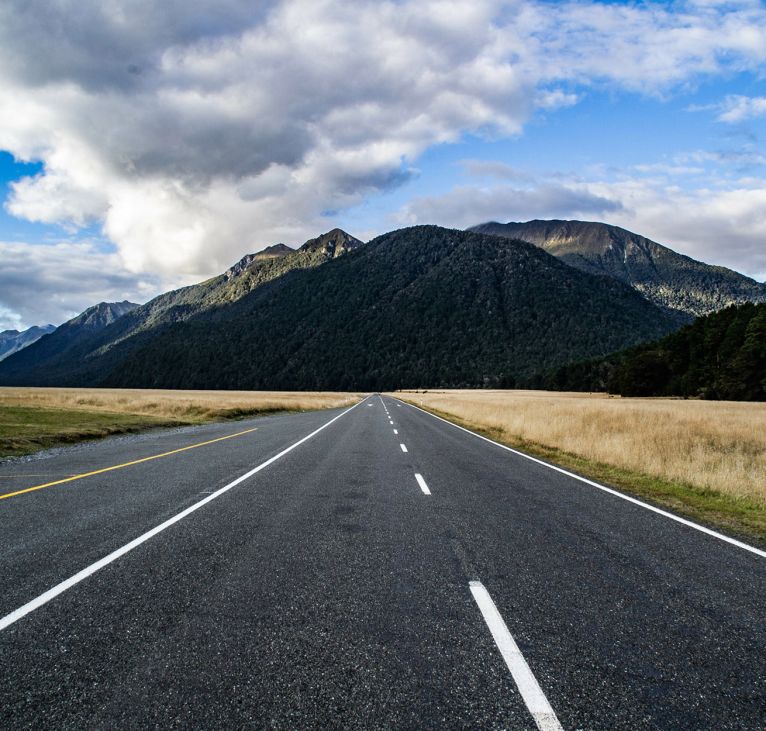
[1,0,766,329]
[0,153,45,241]
[342,77,766,230]
[0,153,111,249]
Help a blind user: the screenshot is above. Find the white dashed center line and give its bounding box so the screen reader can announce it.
[400,443,408,453]
[393,429,398,435]
[469,581,563,731]
[414,473,431,495]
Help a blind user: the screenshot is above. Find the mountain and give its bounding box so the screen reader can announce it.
[0,301,138,381]
[64,300,138,331]
[547,303,766,401]
[75,228,362,342]
[0,226,682,390]
[223,243,293,277]
[0,230,363,385]
[468,220,766,320]
[0,324,55,361]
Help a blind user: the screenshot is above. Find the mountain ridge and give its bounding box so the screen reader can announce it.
[0,301,138,380]
[468,219,766,319]
[0,230,363,385]
[4,222,755,390]
[0,324,56,361]
[100,226,681,390]
[0,226,681,389]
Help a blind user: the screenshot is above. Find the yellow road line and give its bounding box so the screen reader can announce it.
[0,427,258,501]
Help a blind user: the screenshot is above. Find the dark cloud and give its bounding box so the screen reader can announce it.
[0,1,273,91]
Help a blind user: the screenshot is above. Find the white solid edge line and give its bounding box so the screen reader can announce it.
[0,396,370,632]
[470,581,563,731]
[400,443,408,453]
[397,398,766,559]
[414,473,431,495]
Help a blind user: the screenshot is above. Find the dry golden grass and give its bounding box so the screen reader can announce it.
[396,390,766,506]
[0,387,361,422]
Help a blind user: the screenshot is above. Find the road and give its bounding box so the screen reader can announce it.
[1,394,764,729]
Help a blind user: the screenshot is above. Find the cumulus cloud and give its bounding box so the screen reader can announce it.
[2,0,766,325]
[2,1,766,270]
[0,241,164,330]
[713,94,766,122]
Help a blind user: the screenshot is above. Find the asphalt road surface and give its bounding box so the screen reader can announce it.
[1,395,764,729]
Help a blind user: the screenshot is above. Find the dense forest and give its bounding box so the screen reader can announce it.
[546,303,766,400]
[0,230,361,385]
[102,228,677,390]
[0,226,679,390]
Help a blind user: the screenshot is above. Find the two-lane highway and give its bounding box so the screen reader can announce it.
[1,395,764,728]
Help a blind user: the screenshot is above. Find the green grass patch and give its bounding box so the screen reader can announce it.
[0,403,303,460]
[408,402,766,547]
[0,405,184,459]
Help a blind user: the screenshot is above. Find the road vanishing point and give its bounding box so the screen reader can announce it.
[1,395,764,729]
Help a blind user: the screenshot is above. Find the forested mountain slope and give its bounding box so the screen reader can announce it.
[0,230,361,385]
[93,226,681,390]
[547,303,766,400]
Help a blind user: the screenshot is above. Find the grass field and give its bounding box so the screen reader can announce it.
[395,390,766,543]
[0,388,360,459]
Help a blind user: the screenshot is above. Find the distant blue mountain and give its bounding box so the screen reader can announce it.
[0,324,55,361]
[0,301,138,376]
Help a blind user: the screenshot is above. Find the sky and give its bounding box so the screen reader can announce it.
[1,0,766,330]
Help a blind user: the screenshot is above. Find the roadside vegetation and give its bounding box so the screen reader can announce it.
[0,388,359,458]
[395,389,766,543]
[547,303,766,400]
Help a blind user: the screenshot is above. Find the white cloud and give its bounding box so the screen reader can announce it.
[0,241,165,330]
[1,0,766,325]
[512,0,766,93]
[535,89,580,110]
[1,1,766,273]
[714,94,766,122]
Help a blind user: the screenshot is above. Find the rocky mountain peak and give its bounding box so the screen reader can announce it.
[67,301,139,330]
[299,228,364,258]
[224,253,257,280]
[0,324,56,362]
[255,243,294,260]
[224,244,296,281]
